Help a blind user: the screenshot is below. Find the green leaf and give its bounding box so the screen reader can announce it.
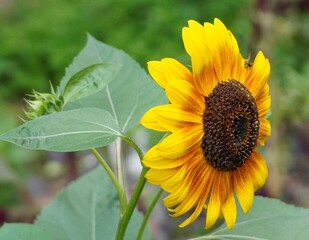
[0,35,166,151]
[35,167,118,240]
[0,223,54,240]
[191,196,309,240]
[61,34,167,133]
[0,107,121,152]
[35,167,149,240]
[62,63,120,105]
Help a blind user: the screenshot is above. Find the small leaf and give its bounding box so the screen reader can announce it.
[191,196,309,240]
[0,223,54,240]
[0,107,121,152]
[63,63,120,105]
[61,34,167,133]
[35,167,149,240]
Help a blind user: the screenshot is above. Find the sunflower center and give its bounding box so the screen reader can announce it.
[202,79,259,171]
[233,115,247,140]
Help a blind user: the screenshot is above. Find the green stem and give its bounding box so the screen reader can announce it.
[116,135,147,240]
[122,135,144,160]
[136,188,163,240]
[90,148,127,214]
[116,166,148,240]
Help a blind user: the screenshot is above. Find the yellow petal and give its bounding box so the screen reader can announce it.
[221,189,237,230]
[147,61,167,89]
[161,161,191,192]
[165,79,204,114]
[179,201,205,228]
[205,171,222,229]
[197,19,242,96]
[245,51,270,99]
[213,18,240,61]
[147,58,192,89]
[161,151,205,193]
[257,118,271,146]
[140,107,168,132]
[257,94,271,119]
[255,78,270,118]
[151,104,202,133]
[247,151,268,191]
[143,145,188,170]
[163,178,190,207]
[234,168,254,214]
[204,19,241,81]
[179,166,214,227]
[145,167,180,186]
[182,20,206,57]
[161,58,192,83]
[190,50,218,97]
[217,172,236,229]
[183,21,213,95]
[157,126,203,159]
[170,186,200,217]
[170,164,209,216]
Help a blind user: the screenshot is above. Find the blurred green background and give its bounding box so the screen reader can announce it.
[0,0,309,238]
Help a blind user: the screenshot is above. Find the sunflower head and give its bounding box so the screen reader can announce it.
[140,18,271,230]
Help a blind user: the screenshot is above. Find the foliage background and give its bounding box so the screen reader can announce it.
[0,0,308,239]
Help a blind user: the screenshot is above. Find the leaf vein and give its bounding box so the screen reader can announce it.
[121,99,138,132]
[5,130,119,140]
[106,86,119,126]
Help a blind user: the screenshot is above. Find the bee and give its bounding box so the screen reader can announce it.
[245,52,253,68]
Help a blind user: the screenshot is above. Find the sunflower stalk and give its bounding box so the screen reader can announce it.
[136,188,163,240]
[116,166,148,240]
[116,135,147,240]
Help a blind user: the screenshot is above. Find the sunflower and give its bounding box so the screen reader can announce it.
[140,18,271,230]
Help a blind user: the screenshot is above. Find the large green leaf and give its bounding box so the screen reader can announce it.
[0,223,54,240]
[190,196,309,240]
[0,107,120,152]
[35,166,149,240]
[0,35,166,151]
[60,34,167,133]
